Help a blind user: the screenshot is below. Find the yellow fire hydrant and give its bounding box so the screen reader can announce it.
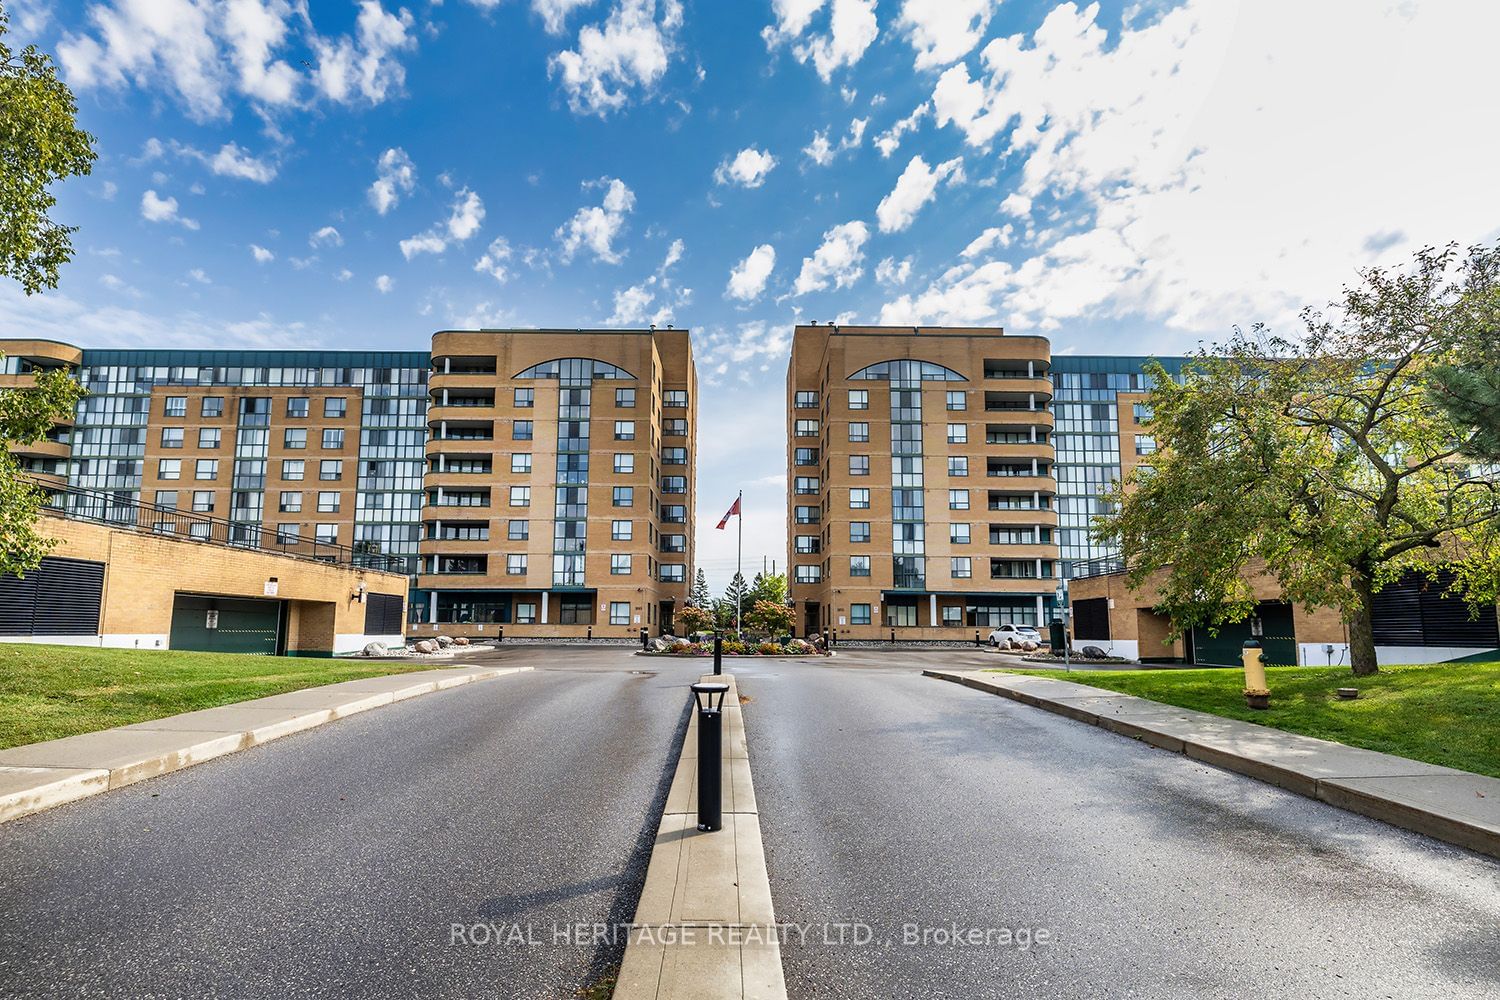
[1242,639,1270,709]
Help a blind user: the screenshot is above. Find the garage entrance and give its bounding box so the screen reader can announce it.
[1191,601,1297,667]
[169,594,285,655]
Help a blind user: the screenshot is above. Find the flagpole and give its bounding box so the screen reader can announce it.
[735,490,743,637]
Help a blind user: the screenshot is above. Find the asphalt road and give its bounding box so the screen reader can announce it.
[0,648,702,1000]
[736,650,1500,1000]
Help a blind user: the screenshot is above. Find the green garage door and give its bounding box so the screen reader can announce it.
[170,595,284,655]
[1191,601,1297,667]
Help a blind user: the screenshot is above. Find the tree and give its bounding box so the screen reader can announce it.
[690,567,712,608]
[0,5,98,294]
[1426,245,1500,461]
[676,604,715,636]
[745,570,788,607]
[1099,244,1500,676]
[0,357,84,575]
[744,599,795,637]
[722,572,748,631]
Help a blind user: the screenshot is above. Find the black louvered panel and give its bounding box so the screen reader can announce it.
[1419,570,1499,647]
[364,593,404,635]
[1371,577,1423,646]
[1072,597,1111,640]
[0,557,104,635]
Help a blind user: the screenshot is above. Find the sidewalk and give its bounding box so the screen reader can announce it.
[925,669,1500,860]
[0,664,530,824]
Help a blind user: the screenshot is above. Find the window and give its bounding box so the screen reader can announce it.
[282,459,305,480]
[287,397,309,418]
[615,387,636,408]
[189,522,211,540]
[279,491,302,512]
[849,422,869,443]
[795,535,820,554]
[277,524,299,544]
[191,491,214,513]
[201,397,223,418]
[949,456,969,477]
[664,418,688,435]
[888,604,917,627]
[663,447,687,466]
[613,486,633,507]
[164,396,187,417]
[662,504,686,523]
[324,397,347,418]
[319,460,343,481]
[611,554,632,575]
[609,602,632,625]
[795,419,819,437]
[664,390,688,408]
[516,602,538,624]
[794,565,822,584]
[795,447,819,466]
[850,522,871,543]
[154,490,178,509]
[847,389,869,410]
[322,428,344,449]
[850,488,870,509]
[510,486,531,507]
[1133,403,1154,422]
[160,428,184,449]
[198,428,220,449]
[513,420,533,441]
[194,460,218,480]
[506,554,527,575]
[946,390,966,411]
[947,423,967,444]
[795,390,819,408]
[283,428,307,449]
[951,523,971,545]
[317,491,340,513]
[951,557,972,579]
[614,453,634,474]
[942,605,963,626]
[614,421,636,440]
[849,456,869,476]
[849,555,871,577]
[514,388,534,408]
[660,534,686,553]
[1135,435,1157,455]
[661,476,686,494]
[659,564,686,583]
[795,505,820,524]
[508,520,529,540]
[795,476,820,495]
[511,454,532,473]
[948,489,970,510]
[850,604,872,625]
[315,524,338,544]
[612,520,633,540]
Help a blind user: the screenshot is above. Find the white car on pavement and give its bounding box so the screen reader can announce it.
[987,624,1043,647]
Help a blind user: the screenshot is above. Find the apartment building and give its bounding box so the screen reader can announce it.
[786,324,1059,639]
[417,329,697,638]
[0,339,82,489]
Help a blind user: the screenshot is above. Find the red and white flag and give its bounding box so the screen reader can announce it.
[715,495,741,530]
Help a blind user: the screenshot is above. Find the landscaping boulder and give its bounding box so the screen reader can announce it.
[412,639,438,654]
[649,637,669,652]
[435,635,455,648]
[452,637,470,646]
[669,636,691,648]
[1081,645,1108,659]
[362,641,389,657]
[1021,640,1039,652]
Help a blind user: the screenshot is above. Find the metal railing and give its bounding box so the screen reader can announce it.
[1068,556,1126,580]
[33,480,408,574]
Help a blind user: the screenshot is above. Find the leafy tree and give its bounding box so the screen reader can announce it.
[745,570,788,607]
[711,599,738,631]
[744,599,794,637]
[0,5,98,294]
[1099,244,1500,676]
[1426,245,1500,461]
[690,567,712,608]
[0,356,84,575]
[675,604,715,635]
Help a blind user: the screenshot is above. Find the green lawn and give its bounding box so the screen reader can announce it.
[996,662,1500,778]
[0,644,433,749]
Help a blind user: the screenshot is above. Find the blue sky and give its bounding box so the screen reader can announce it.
[4,0,1499,588]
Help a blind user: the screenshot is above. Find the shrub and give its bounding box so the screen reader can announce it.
[744,599,794,637]
[757,641,781,655]
[676,605,715,635]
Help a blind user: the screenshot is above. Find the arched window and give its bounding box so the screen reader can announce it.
[513,358,637,384]
[847,360,967,385]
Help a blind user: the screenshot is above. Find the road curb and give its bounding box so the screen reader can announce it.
[614,672,788,1000]
[924,668,1500,860]
[0,666,531,825]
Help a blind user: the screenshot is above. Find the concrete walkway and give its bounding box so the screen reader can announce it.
[926,668,1500,860]
[0,664,529,824]
[615,673,787,1000]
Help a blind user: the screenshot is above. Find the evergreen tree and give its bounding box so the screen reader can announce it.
[745,570,788,607]
[690,567,712,607]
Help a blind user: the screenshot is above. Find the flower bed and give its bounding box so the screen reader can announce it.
[645,637,823,657]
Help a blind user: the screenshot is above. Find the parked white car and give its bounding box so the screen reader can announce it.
[987,624,1042,647]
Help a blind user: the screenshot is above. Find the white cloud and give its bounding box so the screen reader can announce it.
[960,225,1012,258]
[533,0,596,34]
[605,237,686,325]
[555,177,635,263]
[400,188,486,258]
[209,142,277,182]
[661,237,685,270]
[608,283,656,325]
[714,147,778,189]
[793,220,868,295]
[875,256,912,285]
[368,148,417,215]
[803,118,867,166]
[474,237,514,283]
[375,274,394,293]
[763,0,878,82]
[692,320,793,378]
[336,268,354,281]
[57,0,417,121]
[874,102,929,158]
[250,244,274,263]
[100,181,118,200]
[309,226,343,248]
[895,0,1500,335]
[140,190,199,230]
[99,273,141,297]
[876,154,964,233]
[896,0,999,69]
[999,192,1030,217]
[550,0,683,116]
[186,268,211,284]
[726,244,776,301]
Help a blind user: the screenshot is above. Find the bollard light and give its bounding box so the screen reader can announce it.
[713,634,723,675]
[497,626,504,644]
[640,626,648,649]
[690,682,730,832]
